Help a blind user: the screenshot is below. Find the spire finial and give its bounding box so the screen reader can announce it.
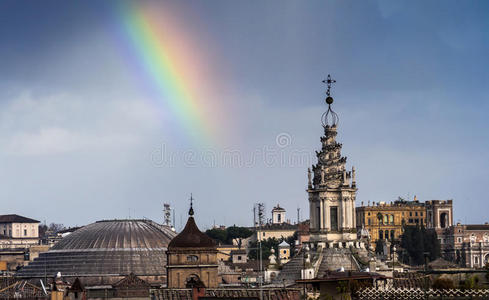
[189,193,194,216]
[321,74,339,127]
[322,74,336,98]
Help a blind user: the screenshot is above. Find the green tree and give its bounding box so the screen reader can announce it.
[400,225,440,265]
[226,226,253,247]
[248,237,280,260]
[205,228,227,245]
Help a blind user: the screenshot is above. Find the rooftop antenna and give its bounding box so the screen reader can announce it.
[163,203,172,226]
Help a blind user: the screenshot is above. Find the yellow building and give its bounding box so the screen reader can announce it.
[356,199,427,247]
[166,205,218,288]
[216,244,239,262]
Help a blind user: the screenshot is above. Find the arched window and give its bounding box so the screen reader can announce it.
[390,230,395,240]
[383,215,388,225]
[389,215,394,224]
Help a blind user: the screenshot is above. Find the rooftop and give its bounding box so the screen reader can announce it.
[0,214,39,223]
[168,216,216,249]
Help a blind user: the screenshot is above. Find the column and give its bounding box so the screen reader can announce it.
[324,200,330,231]
[319,198,324,230]
[309,199,315,230]
[350,197,357,229]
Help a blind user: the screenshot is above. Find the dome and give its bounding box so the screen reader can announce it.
[168,217,215,249]
[17,219,176,283]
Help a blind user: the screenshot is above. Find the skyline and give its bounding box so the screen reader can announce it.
[0,0,488,229]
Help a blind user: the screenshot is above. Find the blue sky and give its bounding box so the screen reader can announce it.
[0,1,488,229]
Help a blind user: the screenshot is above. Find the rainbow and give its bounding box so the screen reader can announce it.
[114,2,226,147]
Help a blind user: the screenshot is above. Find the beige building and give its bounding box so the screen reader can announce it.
[0,214,40,248]
[166,205,218,288]
[216,244,239,262]
[443,223,489,268]
[271,205,286,224]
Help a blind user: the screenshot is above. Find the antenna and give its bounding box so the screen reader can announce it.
[163,203,172,226]
[253,206,257,227]
[253,203,265,228]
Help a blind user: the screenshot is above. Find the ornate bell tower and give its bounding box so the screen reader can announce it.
[307,75,357,244]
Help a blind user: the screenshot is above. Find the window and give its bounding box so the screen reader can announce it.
[410,212,413,217]
[415,212,418,216]
[379,230,383,240]
[383,215,388,224]
[283,250,287,254]
[237,256,242,260]
[368,212,370,216]
[457,237,462,243]
[368,218,371,226]
[187,255,198,262]
[420,212,423,216]
[389,215,394,224]
[330,207,338,231]
[475,256,479,264]
[278,214,281,222]
[415,219,419,224]
[390,230,395,240]
[23,229,27,236]
[409,219,413,223]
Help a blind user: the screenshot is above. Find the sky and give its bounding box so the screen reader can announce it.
[0,0,488,230]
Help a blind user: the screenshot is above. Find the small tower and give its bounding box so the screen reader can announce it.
[166,195,218,288]
[278,241,290,264]
[271,204,286,224]
[308,75,357,244]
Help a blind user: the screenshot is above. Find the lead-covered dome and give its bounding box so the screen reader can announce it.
[17,219,176,284]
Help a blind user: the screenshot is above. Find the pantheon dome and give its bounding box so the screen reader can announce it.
[17,219,176,284]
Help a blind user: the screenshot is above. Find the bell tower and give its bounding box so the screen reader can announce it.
[307,75,357,244]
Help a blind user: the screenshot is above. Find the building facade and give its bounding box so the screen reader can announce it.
[166,203,218,288]
[443,223,489,268]
[356,198,453,248]
[0,214,40,248]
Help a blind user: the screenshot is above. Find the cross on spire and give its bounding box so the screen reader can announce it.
[322,74,336,97]
[189,193,194,216]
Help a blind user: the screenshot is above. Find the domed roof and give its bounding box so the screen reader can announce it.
[51,219,173,250]
[18,219,176,283]
[168,217,215,249]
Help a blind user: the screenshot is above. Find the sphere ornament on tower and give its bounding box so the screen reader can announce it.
[321,74,339,127]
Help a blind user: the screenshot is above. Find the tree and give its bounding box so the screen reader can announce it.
[38,224,48,238]
[205,226,253,247]
[248,237,280,260]
[48,223,66,233]
[205,228,227,245]
[226,226,253,247]
[400,225,440,265]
